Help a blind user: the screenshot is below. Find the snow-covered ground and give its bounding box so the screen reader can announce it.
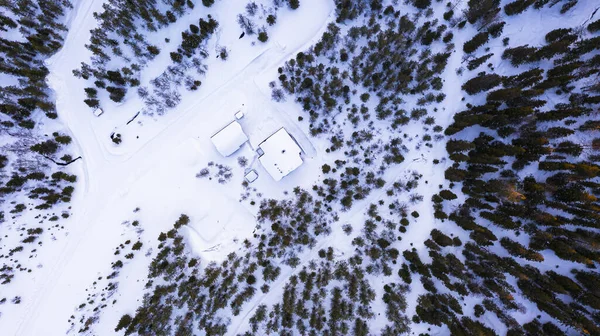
[3,0,335,335]
[3,0,598,335]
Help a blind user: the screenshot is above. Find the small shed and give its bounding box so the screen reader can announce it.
[211,121,248,157]
[244,169,258,183]
[258,128,303,181]
[93,108,104,117]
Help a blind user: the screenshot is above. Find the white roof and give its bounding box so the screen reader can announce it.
[211,121,248,156]
[244,170,258,183]
[258,128,303,181]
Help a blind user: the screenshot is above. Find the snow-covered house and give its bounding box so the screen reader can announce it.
[211,121,248,156]
[258,128,303,181]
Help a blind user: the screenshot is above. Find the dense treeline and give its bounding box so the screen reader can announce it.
[274,0,453,214]
[74,0,218,117]
[0,0,70,123]
[0,1,77,214]
[278,10,451,135]
[0,0,78,309]
[0,0,77,209]
[425,0,600,334]
[242,261,378,336]
[74,0,193,105]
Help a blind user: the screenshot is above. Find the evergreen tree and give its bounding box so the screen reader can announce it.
[462,73,502,94]
[463,32,490,53]
[289,0,300,10]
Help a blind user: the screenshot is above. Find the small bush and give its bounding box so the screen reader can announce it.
[84,87,98,98]
[170,52,183,63]
[219,47,228,60]
[487,22,505,38]
[111,133,122,145]
[463,32,489,53]
[147,45,160,55]
[31,140,59,155]
[11,204,26,213]
[115,314,132,331]
[342,224,353,235]
[443,32,454,43]
[174,214,190,229]
[504,0,533,16]
[588,19,600,33]
[83,99,100,108]
[443,10,453,21]
[258,31,268,42]
[106,86,126,103]
[439,189,458,200]
[54,134,72,145]
[412,0,431,9]
[22,236,37,243]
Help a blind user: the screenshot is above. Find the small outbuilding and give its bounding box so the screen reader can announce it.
[244,169,259,183]
[258,128,303,181]
[211,121,248,157]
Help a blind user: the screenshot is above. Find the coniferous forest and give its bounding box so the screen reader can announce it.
[1,0,78,288]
